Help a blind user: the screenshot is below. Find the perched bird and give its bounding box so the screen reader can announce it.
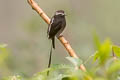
[47,10,66,72]
[47,10,66,49]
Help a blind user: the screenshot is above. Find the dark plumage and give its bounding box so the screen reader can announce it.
[47,10,66,75]
[47,10,66,49]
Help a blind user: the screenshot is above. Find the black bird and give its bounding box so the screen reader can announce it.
[47,10,66,49]
[47,10,66,72]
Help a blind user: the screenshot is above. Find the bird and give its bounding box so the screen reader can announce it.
[47,10,66,74]
[47,10,66,49]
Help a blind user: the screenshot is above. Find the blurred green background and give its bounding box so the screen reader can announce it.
[0,0,120,78]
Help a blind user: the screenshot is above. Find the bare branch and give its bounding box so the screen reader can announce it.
[27,0,86,71]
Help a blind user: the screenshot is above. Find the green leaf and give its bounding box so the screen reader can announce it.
[99,39,112,64]
[62,75,78,80]
[32,64,71,80]
[32,74,46,80]
[107,60,120,75]
[93,39,112,65]
[93,51,99,61]
[93,32,101,50]
[50,74,73,80]
[66,57,83,67]
[94,77,107,80]
[52,74,64,80]
[0,44,9,66]
[112,45,120,57]
[51,64,71,70]
[2,75,22,80]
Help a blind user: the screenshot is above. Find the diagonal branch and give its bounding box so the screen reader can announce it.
[27,0,86,71]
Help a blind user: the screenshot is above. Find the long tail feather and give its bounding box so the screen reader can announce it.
[47,43,53,75]
[47,37,55,75]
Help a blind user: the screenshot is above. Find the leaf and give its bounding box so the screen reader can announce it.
[51,64,71,70]
[0,44,9,66]
[52,74,64,80]
[66,57,83,67]
[62,75,78,80]
[93,51,99,61]
[32,74,45,80]
[93,39,112,65]
[112,45,120,57]
[93,32,101,50]
[51,74,71,80]
[107,60,120,75]
[83,75,93,80]
[32,64,71,80]
[2,75,22,80]
[99,39,112,64]
[94,77,107,80]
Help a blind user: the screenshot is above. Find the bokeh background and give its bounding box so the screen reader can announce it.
[0,0,120,78]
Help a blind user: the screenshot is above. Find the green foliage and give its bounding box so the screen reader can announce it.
[2,75,24,80]
[93,32,101,50]
[0,44,9,66]
[112,45,120,57]
[0,44,11,75]
[93,39,112,65]
[107,60,120,74]
[66,57,83,67]
[1,34,120,80]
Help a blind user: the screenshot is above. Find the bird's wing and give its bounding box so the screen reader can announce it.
[48,21,62,38]
[47,17,53,35]
[48,18,62,38]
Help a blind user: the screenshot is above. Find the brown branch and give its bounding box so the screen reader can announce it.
[27,0,86,71]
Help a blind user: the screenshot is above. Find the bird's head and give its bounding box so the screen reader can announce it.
[55,10,66,16]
